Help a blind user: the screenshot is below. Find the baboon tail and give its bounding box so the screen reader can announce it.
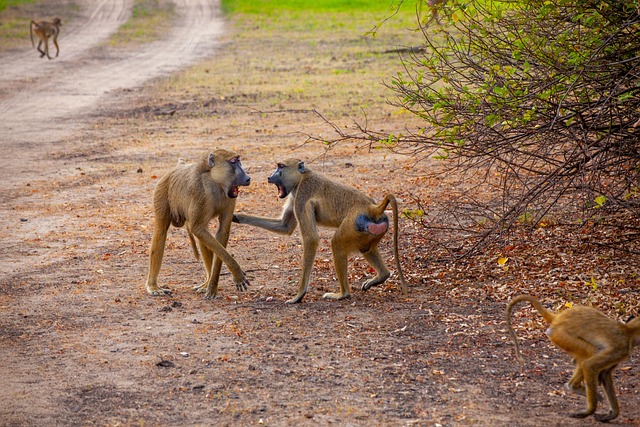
[188,232,200,261]
[30,21,35,48]
[372,194,391,217]
[507,294,556,324]
[506,294,556,365]
[385,194,408,296]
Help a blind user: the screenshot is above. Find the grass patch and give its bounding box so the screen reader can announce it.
[152,0,422,126]
[0,0,33,13]
[221,0,411,14]
[220,0,417,33]
[108,0,175,46]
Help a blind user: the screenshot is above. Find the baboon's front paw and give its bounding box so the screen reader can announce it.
[147,286,171,296]
[194,284,219,299]
[322,292,350,300]
[235,278,250,292]
[204,291,218,300]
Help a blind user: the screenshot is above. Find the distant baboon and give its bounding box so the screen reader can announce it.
[30,17,62,59]
[145,149,251,299]
[234,159,407,303]
[507,294,640,422]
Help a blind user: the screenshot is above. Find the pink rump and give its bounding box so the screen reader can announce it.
[367,222,388,235]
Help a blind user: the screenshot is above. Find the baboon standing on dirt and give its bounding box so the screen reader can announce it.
[234,159,407,303]
[145,149,251,299]
[506,294,640,422]
[30,17,62,59]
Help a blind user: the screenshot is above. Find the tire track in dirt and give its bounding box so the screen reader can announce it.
[0,0,224,181]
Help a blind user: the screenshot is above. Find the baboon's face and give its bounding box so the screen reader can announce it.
[267,159,304,198]
[226,156,251,198]
[209,150,251,198]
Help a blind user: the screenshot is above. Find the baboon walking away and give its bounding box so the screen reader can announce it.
[145,149,251,299]
[506,294,640,422]
[234,159,407,303]
[30,17,62,59]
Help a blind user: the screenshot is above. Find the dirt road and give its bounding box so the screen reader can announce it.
[0,0,224,180]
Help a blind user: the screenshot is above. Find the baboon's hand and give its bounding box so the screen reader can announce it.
[232,214,240,223]
[235,276,250,292]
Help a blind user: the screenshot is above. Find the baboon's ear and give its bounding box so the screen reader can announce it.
[298,162,305,173]
[208,153,215,168]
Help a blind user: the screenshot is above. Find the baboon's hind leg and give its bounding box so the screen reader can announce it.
[361,245,390,291]
[193,240,214,292]
[146,219,172,296]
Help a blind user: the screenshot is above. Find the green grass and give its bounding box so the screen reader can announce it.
[152,0,423,125]
[221,0,414,16]
[221,0,417,35]
[108,0,175,46]
[0,0,33,13]
[218,0,420,37]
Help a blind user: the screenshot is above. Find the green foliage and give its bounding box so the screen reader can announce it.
[382,0,640,249]
[0,0,33,13]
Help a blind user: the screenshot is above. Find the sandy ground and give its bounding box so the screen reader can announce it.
[1,1,639,426]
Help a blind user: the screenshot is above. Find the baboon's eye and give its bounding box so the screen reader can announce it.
[229,157,239,164]
[277,163,285,169]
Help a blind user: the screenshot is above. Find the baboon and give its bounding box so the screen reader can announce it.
[233,159,407,303]
[145,149,251,299]
[506,294,640,422]
[30,17,62,59]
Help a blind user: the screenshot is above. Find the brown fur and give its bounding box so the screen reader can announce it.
[30,18,62,59]
[234,159,407,303]
[506,294,640,422]
[145,149,251,298]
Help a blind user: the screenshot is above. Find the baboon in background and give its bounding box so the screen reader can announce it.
[506,294,640,422]
[233,159,407,303]
[30,17,62,59]
[145,149,251,299]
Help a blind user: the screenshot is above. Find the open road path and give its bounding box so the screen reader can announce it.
[0,0,225,182]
